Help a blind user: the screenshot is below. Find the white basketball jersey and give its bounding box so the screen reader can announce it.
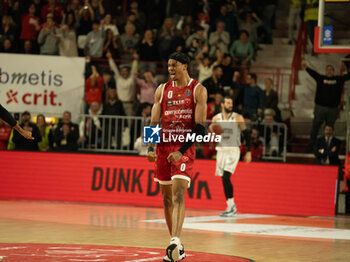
[215,112,241,149]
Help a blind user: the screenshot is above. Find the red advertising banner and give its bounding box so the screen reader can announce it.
[0,151,338,216]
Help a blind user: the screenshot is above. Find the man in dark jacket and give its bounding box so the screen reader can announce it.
[12,111,41,151]
[53,111,79,151]
[303,61,350,150]
[314,125,341,166]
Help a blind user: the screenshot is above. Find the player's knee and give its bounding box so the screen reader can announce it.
[162,194,173,208]
[172,189,185,205]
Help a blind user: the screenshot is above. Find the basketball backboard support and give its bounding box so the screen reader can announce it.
[314,0,350,53]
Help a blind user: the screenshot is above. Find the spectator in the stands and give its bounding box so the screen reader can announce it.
[53,111,79,152]
[238,73,264,120]
[103,14,119,37]
[135,71,157,105]
[208,21,230,57]
[241,127,263,161]
[314,125,341,166]
[238,12,262,51]
[219,54,235,89]
[107,50,138,116]
[0,16,17,48]
[0,39,14,53]
[41,0,63,24]
[77,3,94,37]
[36,114,53,152]
[102,88,125,149]
[262,0,277,44]
[230,30,254,66]
[79,101,103,147]
[134,134,148,156]
[85,20,104,58]
[85,64,104,108]
[158,17,177,60]
[61,10,79,32]
[129,0,147,34]
[90,0,105,22]
[12,111,41,151]
[120,12,139,34]
[0,119,11,150]
[263,78,281,122]
[259,108,280,156]
[195,46,222,84]
[186,26,207,49]
[186,35,205,60]
[21,40,35,54]
[20,4,41,48]
[103,88,125,116]
[202,65,224,102]
[139,29,159,73]
[288,0,301,44]
[304,0,318,54]
[119,23,139,60]
[101,68,115,100]
[302,60,350,151]
[215,4,238,41]
[56,24,78,57]
[38,14,59,55]
[103,28,119,58]
[207,92,224,119]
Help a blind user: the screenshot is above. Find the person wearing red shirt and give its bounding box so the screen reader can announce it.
[41,0,63,24]
[85,65,104,106]
[0,119,11,150]
[20,4,40,42]
[241,127,263,161]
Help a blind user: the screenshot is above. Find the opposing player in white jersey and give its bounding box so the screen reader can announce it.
[211,96,251,216]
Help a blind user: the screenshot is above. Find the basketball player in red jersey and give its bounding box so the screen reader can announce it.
[146,52,207,262]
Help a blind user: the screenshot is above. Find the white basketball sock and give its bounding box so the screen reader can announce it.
[227,198,235,207]
[170,237,181,246]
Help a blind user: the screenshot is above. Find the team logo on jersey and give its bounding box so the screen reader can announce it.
[182,156,189,162]
[167,91,173,99]
[185,98,191,105]
[186,89,191,97]
[167,100,173,106]
[143,125,161,144]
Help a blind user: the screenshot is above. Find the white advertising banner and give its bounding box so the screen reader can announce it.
[0,53,85,119]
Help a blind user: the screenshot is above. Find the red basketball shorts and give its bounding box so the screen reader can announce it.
[155,143,195,187]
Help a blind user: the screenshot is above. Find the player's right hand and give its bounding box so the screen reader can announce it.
[147,152,157,162]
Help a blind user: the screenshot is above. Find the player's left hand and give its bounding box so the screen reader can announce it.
[167,151,183,163]
[244,152,252,164]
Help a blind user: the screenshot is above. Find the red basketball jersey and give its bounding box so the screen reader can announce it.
[154,78,200,183]
[159,78,200,143]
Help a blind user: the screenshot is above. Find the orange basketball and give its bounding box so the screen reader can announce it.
[211,124,223,135]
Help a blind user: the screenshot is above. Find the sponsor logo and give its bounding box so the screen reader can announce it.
[6,90,18,104]
[164,109,192,116]
[323,79,337,85]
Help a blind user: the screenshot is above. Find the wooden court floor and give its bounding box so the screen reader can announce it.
[0,200,350,262]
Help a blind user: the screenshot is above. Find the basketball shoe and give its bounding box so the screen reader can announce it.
[220,204,237,217]
[164,241,186,262]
